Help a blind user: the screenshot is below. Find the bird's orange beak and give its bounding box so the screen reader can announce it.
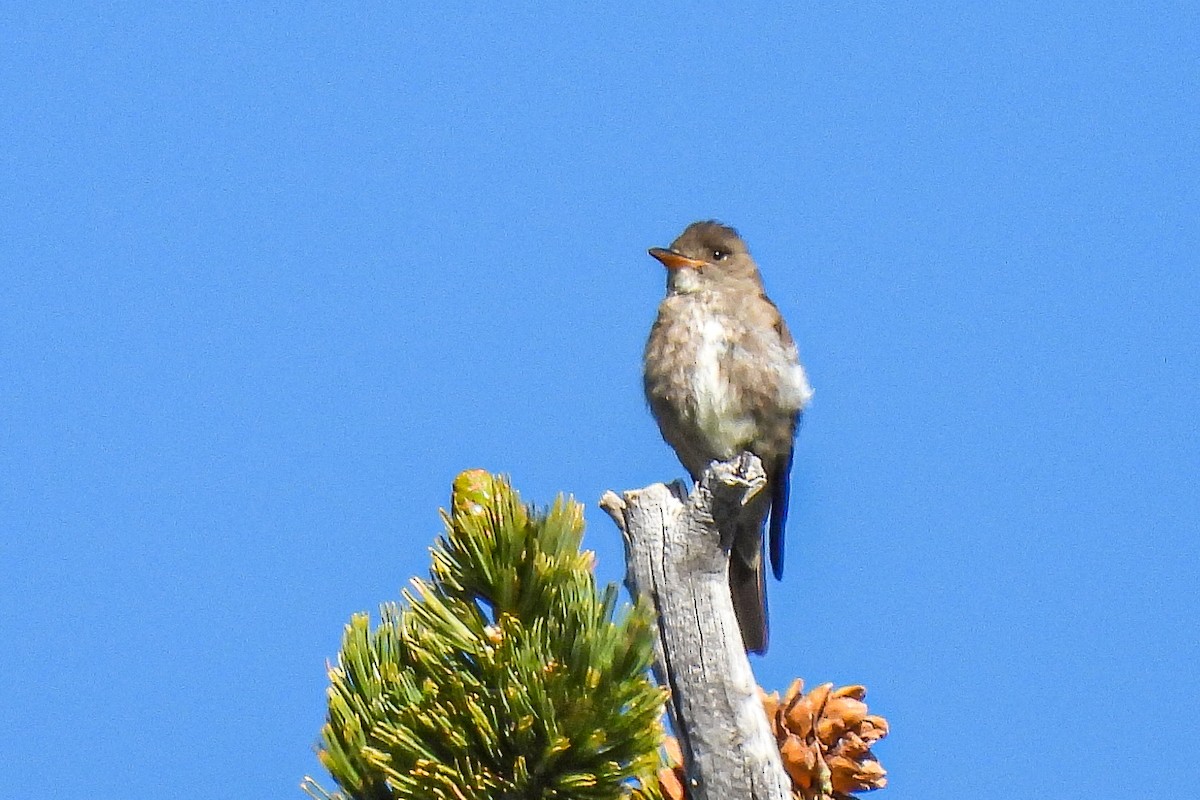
[648,247,706,270]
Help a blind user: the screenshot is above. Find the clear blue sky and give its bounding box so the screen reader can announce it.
[3,3,1197,798]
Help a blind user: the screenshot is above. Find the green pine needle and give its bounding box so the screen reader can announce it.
[307,471,666,800]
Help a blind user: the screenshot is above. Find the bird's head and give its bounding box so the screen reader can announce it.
[649,220,763,295]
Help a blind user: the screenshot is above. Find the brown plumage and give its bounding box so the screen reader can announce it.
[643,221,811,654]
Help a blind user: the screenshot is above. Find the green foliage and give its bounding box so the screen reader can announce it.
[308,470,667,800]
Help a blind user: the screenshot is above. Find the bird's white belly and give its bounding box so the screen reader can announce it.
[692,316,757,455]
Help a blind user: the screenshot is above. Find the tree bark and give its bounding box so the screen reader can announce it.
[600,453,791,800]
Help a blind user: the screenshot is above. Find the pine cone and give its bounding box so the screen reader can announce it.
[655,680,887,800]
[657,736,686,800]
[765,680,888,800]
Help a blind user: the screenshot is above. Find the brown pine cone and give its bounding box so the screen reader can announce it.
[765,680,888,800]
[654,679,887,800]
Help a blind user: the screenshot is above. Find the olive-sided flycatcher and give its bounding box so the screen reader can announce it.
[643,221,812,654]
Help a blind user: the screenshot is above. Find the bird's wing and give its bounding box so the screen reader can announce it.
[765,298,805,581]
[768,415,800,581]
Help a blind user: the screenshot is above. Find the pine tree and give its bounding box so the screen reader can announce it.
[304,470,667,800]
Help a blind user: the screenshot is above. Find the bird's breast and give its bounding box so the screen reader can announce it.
[689,313,758,455]
[645,299,763,459]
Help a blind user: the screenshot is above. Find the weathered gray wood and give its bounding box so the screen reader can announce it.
[600,453,791,800]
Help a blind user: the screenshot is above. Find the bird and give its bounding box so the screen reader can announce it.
[643,220,812,654]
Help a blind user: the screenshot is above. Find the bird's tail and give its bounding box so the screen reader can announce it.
[729,519,768,654]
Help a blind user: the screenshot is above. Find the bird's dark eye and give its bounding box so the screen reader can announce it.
[712,249,728,261]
